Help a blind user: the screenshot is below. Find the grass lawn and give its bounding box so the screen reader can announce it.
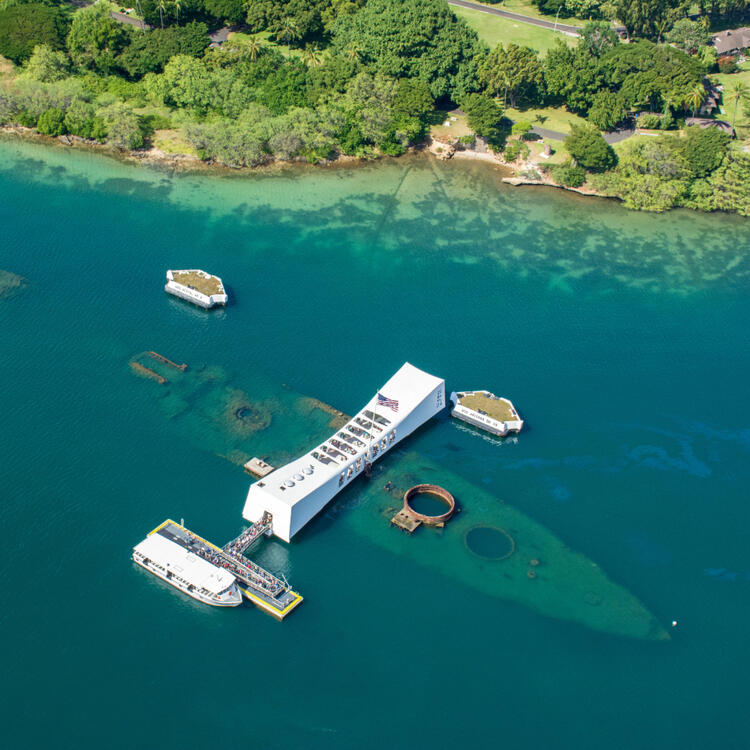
[527,138,568,164]
[0,55,16,85]
[611,133,654,156]
[153,129,198,157]
[457,0,589,27]
[453,6,577,54]
[430,110,473,141]
[711,61,750,139]
[228,31,305,60]
[504,105,587,134]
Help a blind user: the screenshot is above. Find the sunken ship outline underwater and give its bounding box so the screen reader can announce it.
[128,350,668,641]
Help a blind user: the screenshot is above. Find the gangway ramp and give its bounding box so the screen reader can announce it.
[153,520,302,620]
[223,512,272,555]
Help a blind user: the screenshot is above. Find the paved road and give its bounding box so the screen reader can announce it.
[447,0,581,36]
[110,11,150,30]
[531,125,635,143]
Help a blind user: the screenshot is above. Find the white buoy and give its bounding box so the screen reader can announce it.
[672,620,678,627]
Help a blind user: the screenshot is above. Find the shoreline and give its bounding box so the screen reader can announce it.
[0,125,687,211]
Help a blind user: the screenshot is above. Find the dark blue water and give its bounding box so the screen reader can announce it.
[1,138,749,749]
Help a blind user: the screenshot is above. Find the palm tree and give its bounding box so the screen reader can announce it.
[655,18,669,44]
[246,35,261,63]
[685,83,706,118]
[280,17,300,46]
[157,0,166,29]
[173,0,181,25]
[304,46,322,68]
[727,81,750,129]
[662,91,679,122]
[346,44,360,62]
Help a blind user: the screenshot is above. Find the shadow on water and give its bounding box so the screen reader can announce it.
[2,138,749,295]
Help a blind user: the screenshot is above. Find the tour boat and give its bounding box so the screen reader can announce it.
[133,529,242,607]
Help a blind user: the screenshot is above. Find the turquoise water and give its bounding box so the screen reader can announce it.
[1,137,749,748]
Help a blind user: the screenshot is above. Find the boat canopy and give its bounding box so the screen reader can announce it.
[134,533,236,595]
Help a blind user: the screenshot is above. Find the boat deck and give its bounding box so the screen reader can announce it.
[150,520,302,619]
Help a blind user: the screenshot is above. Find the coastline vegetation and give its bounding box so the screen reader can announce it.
[0,0,748,215]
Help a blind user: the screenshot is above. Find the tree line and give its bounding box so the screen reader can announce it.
[0,0,747,214]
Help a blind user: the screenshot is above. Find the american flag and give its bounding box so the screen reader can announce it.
[377,392,399,412]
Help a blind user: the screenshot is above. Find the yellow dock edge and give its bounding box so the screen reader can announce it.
[151,520,303,620]
[239,587,304,620]
[151,519,224,552]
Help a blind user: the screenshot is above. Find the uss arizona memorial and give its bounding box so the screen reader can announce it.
[242,362,445,542]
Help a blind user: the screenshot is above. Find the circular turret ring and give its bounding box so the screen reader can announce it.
[403,484,456,525]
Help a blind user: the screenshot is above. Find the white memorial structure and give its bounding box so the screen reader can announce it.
[242,363,445,542]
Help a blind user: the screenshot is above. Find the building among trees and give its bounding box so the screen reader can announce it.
[712,28,750,56]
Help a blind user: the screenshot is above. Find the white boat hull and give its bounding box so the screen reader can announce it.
[133,554,242,607]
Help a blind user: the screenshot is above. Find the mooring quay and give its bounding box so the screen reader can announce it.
[143,519,303,619]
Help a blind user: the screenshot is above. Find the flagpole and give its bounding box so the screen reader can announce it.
[367,388,380,473]
[369,392,377,462]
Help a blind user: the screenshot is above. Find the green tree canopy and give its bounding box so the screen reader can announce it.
[330,0,483,101]
[601,41,702,111]
[97,100,143,149]
[67,2,130,74]
[613,0,684,41]
[543,40,604,114]
[478,43,543,108]
[0,3,69,64]
[461,92,504,140]
[687,152,750,216]
[565,123,616,171]
[149,54,214,111]
[204,0,246,24]
[256,60,309,114]
[579,21,619,58]
[587,90,626,131]
[22,44,70,82]
[681,125,730,178]
[116,22,208,79]
[37,106,66,136]
[665,18,711,54]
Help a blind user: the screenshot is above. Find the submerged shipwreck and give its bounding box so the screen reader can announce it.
[129,352,667,640]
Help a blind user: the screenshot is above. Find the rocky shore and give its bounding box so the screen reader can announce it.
[2,123,607,201]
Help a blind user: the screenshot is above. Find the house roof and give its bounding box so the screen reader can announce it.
[208,27,232,43]
[712,27,750,55]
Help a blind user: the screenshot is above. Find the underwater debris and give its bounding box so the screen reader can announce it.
[0,270,28,300]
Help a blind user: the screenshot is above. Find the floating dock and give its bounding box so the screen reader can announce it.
[244,457,275,477]
[143,519,303,619]
[165,269,227,309]
[449,390,523,436]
